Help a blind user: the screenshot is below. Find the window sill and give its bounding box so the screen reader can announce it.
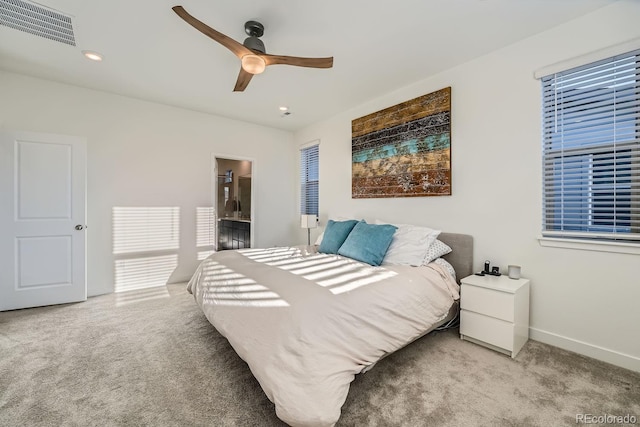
[537,236,640,255]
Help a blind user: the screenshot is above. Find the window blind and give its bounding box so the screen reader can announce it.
[300,144,319,215]
[541,48,640,242]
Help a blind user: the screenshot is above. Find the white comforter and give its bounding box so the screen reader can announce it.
[187,246,460,427]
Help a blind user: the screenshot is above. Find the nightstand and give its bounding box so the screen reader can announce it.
[459,274,530,358]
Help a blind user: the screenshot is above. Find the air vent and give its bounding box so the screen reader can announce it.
[0,0,75,46]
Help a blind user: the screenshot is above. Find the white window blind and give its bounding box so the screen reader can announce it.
[300,143,319,215]
[541,48,640,242]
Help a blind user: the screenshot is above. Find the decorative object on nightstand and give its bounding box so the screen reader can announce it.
[459,273,530,358]
[508,264,521,279]
[301,214,317,246]
[474,260,501,276]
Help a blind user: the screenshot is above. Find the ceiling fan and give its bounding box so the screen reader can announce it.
[172,6,334,92]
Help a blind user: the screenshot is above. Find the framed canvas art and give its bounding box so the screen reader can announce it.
[352,87,451,198]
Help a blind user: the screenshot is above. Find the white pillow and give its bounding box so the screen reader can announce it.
[423,239,452,265]
[374,220,441,266]
[433,257,456,281]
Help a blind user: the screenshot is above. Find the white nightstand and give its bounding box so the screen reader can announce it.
[459,274,530,358]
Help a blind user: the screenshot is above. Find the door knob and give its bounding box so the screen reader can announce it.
[75,225,85,230]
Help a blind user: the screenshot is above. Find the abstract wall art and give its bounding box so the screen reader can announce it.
[351,87,451,198]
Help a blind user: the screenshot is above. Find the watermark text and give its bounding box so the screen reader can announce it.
[576,413,637,424]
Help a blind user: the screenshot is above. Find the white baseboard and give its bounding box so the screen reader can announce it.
[529,327,640,373]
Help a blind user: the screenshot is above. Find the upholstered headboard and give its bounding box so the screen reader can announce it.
[438,232,473,284]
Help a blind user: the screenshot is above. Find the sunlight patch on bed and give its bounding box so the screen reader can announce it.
[301,262,362,282]
[272,252,400,294]
[213,291,282,299]
[206,299,289,307]
[317,268,374,288]
[248,254,293,263]
[205,278,257,287]
[240,247,298,263]
[237,248,399,294]
[212,284,272,292]
[241,247,295,255]
[325,270,398,295]
[283,258,347,275]
[267,254,329,268]
[240,248,344,271]
[204,272,249,281]
[201,264,229,274]
[241,248,296,257]
[201,260,289,307]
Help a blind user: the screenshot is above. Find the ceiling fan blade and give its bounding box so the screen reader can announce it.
[172,6,252,59]
[233,68,254,92]
[262,54,333,69]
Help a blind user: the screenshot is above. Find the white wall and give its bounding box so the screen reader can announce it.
[294,1,640,371]
[0,71,296,296]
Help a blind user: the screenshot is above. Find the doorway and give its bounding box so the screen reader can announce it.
[212,155,254,251]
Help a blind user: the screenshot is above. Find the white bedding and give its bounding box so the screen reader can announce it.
[187,246,460,426]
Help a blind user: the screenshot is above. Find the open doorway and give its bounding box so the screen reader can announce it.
[212,155,254,251]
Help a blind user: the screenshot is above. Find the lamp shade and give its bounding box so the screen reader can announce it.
[241,54,266,74]
[301,214,317,229]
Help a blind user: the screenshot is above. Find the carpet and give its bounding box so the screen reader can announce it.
[1,284,638,426]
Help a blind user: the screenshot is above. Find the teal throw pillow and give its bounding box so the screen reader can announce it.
[318,219,359,254]
[337,221,397,266]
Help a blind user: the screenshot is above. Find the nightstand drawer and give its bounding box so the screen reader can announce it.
[460,310,514,351]
[461,283,514,322]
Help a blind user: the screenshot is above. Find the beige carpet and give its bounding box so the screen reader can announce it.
[1,283,638,426]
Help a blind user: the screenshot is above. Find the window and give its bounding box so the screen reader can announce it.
[541,48,639,243]
[300,143,319,216]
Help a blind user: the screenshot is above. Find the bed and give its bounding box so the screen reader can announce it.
[187,231,473,426]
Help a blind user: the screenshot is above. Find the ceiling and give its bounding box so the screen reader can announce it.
[0,0,617,131]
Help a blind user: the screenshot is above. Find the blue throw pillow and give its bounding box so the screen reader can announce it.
[337,221,397,266]
[318,219,359,254]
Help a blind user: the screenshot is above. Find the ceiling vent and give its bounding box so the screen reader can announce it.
[0,0,75,46]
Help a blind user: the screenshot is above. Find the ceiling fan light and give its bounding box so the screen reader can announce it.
[241,54,266,74]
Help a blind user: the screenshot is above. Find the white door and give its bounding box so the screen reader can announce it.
[0,131,87,311]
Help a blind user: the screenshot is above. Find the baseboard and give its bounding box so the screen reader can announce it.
[529,327,640,373]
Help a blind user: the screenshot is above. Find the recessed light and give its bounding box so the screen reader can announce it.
[279,106,288,111]
[82,50,103,61]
